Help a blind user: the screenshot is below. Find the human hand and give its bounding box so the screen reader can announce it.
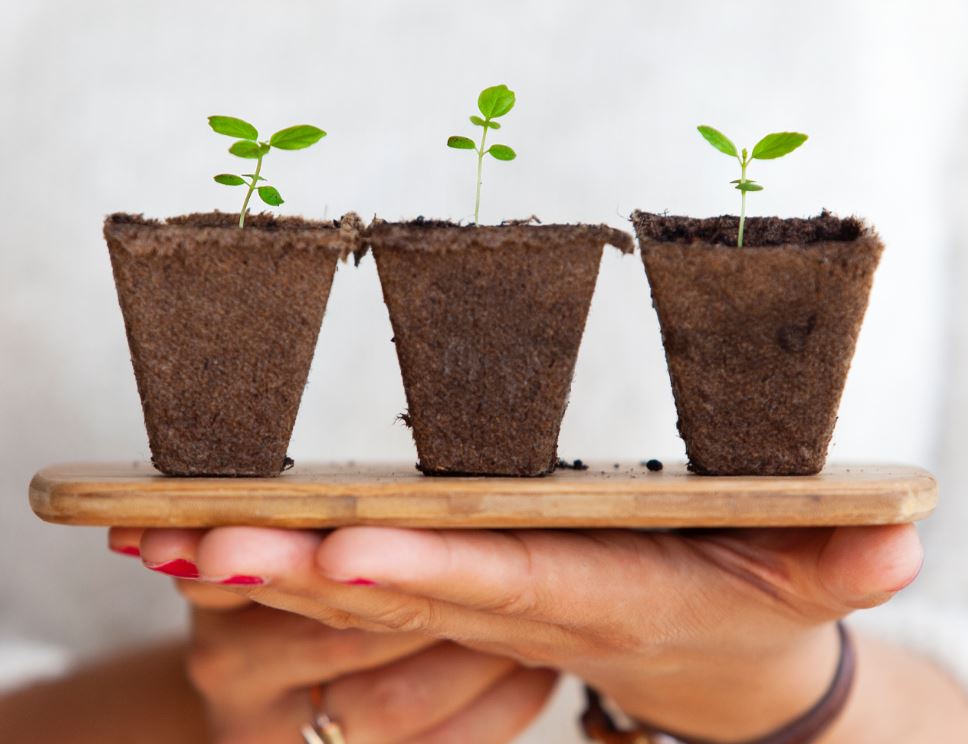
[129,524,923,741]
[108,528,557,744]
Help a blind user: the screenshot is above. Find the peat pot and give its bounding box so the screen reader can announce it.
[368,219,634,477]
[632,210,883,476]
[104,212,362,476]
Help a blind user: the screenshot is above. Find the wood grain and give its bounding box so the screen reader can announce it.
[28,462,938,529]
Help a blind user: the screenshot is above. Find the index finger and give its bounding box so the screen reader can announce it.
[314,527,670,626]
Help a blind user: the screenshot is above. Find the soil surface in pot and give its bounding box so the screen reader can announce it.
[632,210,882,476]
[368,219,634,477]
[104,212,362,477]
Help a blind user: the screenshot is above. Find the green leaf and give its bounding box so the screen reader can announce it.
[751,132,808,160]
[487,144,517,161]
[213,174,245,186]
[470,115,500,129]
[477,84,516,119]
[242,173,266,181]
[208,116,258,140]
[269,125,326,150]
[697,125,738,158]
[229,140,268,159]
[258,185,284,206]
[447,135,476,150]
[734,181,764,192]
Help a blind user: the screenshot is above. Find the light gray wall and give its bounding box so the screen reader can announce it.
[2,1,967,741]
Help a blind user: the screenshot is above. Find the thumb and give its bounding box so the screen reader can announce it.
[817,525,924,610]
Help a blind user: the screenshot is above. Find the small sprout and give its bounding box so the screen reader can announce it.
[447,84,517,225]
[208,116,326,228]
[697,125,808,247]
[213,174,245,186]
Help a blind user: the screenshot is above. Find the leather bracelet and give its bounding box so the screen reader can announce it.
[580,622,856,744]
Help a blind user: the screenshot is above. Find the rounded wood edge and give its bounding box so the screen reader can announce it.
[26,462,941,529]
[28,472,61,524]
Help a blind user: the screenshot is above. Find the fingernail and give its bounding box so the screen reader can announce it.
[218,575,265,586]
[889,554,925,592]
[341,577,378,586]
[146,559,199,579]
[111,545,141,558]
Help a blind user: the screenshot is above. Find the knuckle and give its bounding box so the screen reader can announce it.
[369,599,436,633]
[485,532,541,617]
[314,607,369,631]
[484,583,539,616]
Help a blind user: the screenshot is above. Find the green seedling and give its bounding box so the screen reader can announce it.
[208,116,326,228]
[697,125,808,247]
[447,84,517,225]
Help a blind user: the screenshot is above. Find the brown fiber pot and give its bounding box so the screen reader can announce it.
[368,220,634,476]
[632,211,883,476]
[104,212,362,477]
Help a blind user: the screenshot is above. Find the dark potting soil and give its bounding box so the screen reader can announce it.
[556,458,589,471]
[632,209,864,247]
[632,211,883,476]
[104,211,363,476]
[368,219,634,477]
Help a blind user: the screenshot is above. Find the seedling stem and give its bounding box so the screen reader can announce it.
[474,125,490,225]
[238,153,265,229]
[738,148,749,247]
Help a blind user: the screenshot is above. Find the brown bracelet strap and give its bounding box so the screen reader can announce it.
[581,622,856,744]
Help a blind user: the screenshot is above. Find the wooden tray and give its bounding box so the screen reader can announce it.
[29,462,937,529]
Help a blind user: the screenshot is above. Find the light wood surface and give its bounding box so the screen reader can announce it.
[28,462,937,529]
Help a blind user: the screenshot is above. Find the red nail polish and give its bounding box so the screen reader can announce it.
[219,575,265,586]
[342,577,377,586]
[111,545,141,557]
[147,559,199,579]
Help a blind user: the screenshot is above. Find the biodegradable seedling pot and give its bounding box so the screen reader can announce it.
[632,211,883,476]
[104,212,362,477]
[368,220,634,477]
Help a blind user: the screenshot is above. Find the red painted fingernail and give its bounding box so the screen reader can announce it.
[146,559,199,579]
[219,575,265,586]
[342,577,377,586]
[111,545,141,557]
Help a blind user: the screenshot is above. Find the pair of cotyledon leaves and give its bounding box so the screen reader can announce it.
[697,125,807,193]
[209,116,326,207]
[447,84,517,161]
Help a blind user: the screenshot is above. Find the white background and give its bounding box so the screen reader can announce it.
[2,1,968,740]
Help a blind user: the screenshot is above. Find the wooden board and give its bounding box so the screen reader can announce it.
[29,462,937,529]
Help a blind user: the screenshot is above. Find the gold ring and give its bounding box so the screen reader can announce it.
[300,685,346,744]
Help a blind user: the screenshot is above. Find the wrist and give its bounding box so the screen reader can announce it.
[603,623,842,741]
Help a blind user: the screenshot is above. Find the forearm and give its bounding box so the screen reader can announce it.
[0,639,209,744]
[823,632,968,743]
